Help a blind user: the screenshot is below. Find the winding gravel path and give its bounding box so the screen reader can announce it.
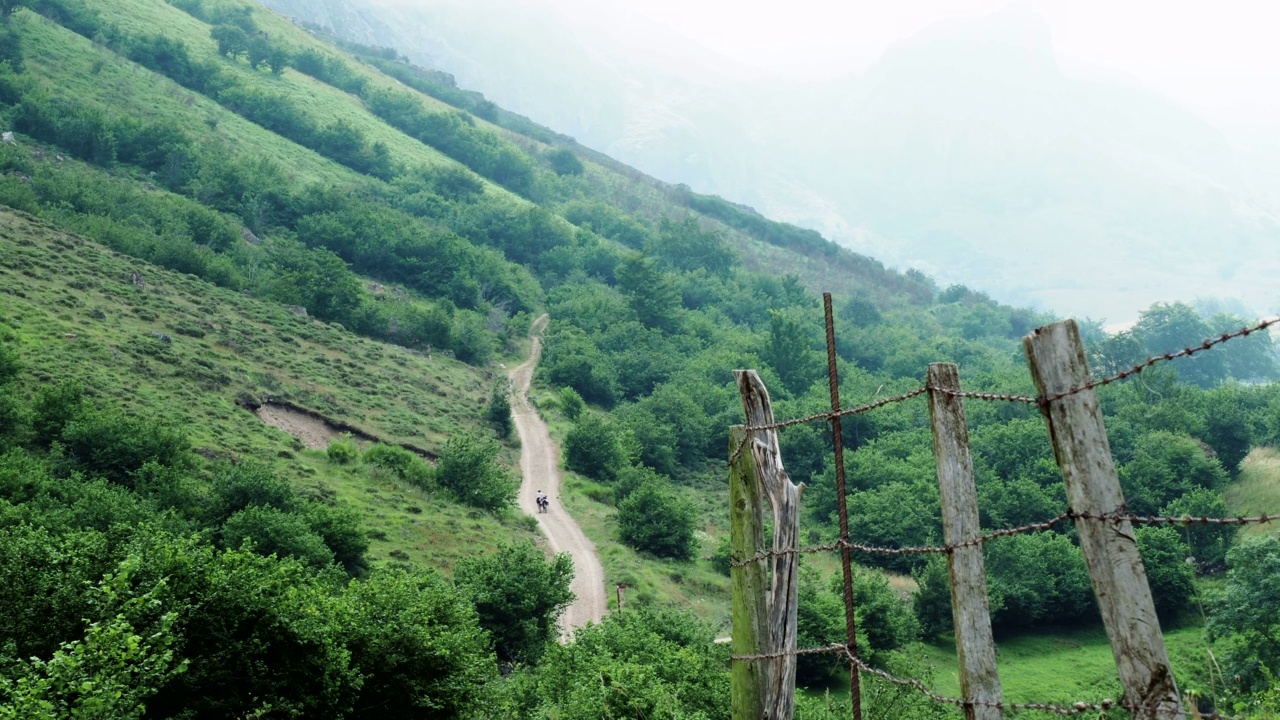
[509,315,607,634]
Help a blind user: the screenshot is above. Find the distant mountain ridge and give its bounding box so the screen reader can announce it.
[259,0,1280,322]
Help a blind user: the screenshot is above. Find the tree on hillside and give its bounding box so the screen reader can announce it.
[210,24,248,59]
[546,147,583,176]
[1119,431,1228,515]
[616,479,697,560]
[763,308,822,395]
[564,412,629,481]
[616,253,680,332]
[1132,302,1225,387]
[454,541,574,664]
[1208,535,1280,693]
[486,381,513,439]
[518,607,726,718]
[436,433,517,511]
[648,217,736,277]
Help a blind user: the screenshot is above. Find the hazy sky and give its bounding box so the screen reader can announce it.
[550,0,1280,127]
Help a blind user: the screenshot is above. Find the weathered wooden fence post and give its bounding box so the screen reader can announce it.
[1023,321,1182,720]
[733,370,804,720]
[730,424,768,720]
[927,363,1004,720]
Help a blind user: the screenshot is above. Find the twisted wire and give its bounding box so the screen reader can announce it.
[729,511,1273,567]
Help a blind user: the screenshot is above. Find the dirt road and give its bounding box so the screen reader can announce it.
[509,316,607,634]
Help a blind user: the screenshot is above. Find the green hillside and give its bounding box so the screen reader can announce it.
[2,0,1280,717]
[0,207,535,571]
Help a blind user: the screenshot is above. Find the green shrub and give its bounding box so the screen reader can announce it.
[59,410,190,486]
[546,148,584,176]
[616,480,697,560]
[564,413,627,481]
[454,541,574,664]
[558,386,584,421]
[30,379,86,447]
[485,382,513,439]
[326,436,359,465]
[220,505,334,568]
[206,460,296,523]
[362,443,434,489]
[303,502,369,573]
[435,433,516,511]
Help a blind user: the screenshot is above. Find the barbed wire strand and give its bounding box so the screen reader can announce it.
[1042,316,1280,406]
[729,511,1274,568]
[727,386,930,466]
[728,316,1280,467]
[731,644,1245,720]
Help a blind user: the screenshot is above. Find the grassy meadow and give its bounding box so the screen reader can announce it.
[0,207,537,572]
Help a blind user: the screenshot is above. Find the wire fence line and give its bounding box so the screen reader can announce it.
[731,644,1247,720]
[728,511,1276,568]
[730,316,1280,463]
[728,312,1280,719]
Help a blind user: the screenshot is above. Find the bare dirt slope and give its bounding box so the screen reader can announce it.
[509,315,608,634]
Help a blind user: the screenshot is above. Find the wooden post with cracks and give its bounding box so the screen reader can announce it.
[730,424,767,720]
[1023,321,1182,720]
[731,370,803,720]
[927,363,1003,720]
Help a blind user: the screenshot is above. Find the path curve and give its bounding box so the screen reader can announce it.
[509,315,607,634]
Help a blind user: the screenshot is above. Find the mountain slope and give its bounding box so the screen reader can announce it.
[0,206,536,571]
[268,0,1280,321]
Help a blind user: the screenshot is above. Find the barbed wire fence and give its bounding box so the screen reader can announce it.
[727,296,1280,720]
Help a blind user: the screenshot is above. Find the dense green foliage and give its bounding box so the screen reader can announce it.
[435,432,518,511]
[499,606,729,720]
[454,541,574,665]
[1208,535,1280,695]
[0,362,500,717]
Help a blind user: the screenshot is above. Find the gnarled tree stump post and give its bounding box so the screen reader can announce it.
[731,370,803,720]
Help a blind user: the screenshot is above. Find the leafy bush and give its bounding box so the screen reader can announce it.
[1208,535,1280,693]
[616,479,697,560]
[435,433,516,511]
[1119,431,1228,514]
[206,460,297,524]
[511,606,726,719]
[302,502,368,573]
[558,386,585,421]
[362,443,433,488]
[334,568,496,718]
[485,382,513,439]
[220,505,335,568]
[912,555,953,640]
[326,436,359,464]
[58,410,190,486]
[454,541,574,664]
[564,413,628,481]
[0,580,184,720]
[985,532,1094,631]
[1135,526,1195,623]
[546,147,584,176]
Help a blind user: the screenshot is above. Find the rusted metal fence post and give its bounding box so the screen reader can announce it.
[734,370,804,720]
[926,363,1003,720]
[822,293,862,720]
[1024,321,1182,720]
[730,424,768,720]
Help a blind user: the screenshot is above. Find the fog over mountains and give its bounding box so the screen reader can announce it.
[260,0,1280,324]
